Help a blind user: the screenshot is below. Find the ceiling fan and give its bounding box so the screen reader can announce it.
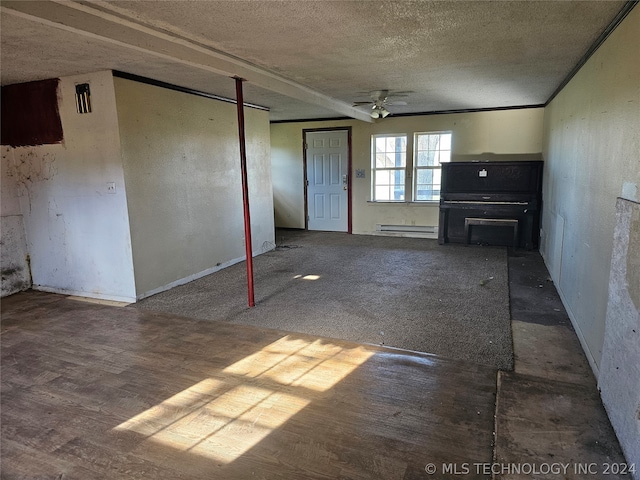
[353,89,410,118]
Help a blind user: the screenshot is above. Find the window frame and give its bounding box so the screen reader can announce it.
[370,133,408,202]
[412,131,452,203]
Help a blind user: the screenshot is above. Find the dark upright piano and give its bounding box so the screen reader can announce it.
[438,161,543,249]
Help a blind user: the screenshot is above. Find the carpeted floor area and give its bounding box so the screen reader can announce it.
[134,230,514,370]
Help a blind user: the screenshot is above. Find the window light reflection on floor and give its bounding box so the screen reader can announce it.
[114,336,373,463]
[292,274,321,280]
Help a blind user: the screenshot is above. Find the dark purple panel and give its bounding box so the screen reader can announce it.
[1,78,64,147]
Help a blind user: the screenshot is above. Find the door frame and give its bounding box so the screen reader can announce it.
[302,127,353,233]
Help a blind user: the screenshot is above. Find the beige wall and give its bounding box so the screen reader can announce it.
[115,78,275,298]
[270,108,544,233]
[541,6,639,373]
[541,8,639,468]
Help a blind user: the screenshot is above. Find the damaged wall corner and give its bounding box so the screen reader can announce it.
[2,71,138,303]
[599,197,640,472]
[1,146,31,297]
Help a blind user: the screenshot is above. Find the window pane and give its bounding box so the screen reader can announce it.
[376,154,390,168]
[375,170,391,184]
[375,186,391,201]
[438,150,451,163]
[374,169,404,201]
[385,137,396,152]
[415,188,439,201]
[376,137,387,152]
[385,136,406,153]
[375,169,405,186]
[415,189,428,201]
[417,169,434,184]
[440,133,452,150]
[375,184,405,201]
[417,150,436,166]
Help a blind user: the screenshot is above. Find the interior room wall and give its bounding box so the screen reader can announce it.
[599,198,640,473]
[541,6,639,469]
[1,71,137,302]
[114,77,275,299]
[1,146,31,296]
[270,108,543,234]
[541,5,639,372]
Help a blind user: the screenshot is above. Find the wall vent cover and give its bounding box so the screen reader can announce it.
[75,83,91,114]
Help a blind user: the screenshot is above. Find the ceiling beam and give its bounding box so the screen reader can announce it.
[1,0,374,123]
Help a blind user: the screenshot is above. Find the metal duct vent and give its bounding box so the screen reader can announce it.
[75,83,91,114]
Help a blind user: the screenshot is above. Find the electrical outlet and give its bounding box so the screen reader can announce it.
[107,182,116,194]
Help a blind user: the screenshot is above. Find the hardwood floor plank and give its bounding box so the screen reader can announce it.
[1,438,100,480]
[1,292,497,479]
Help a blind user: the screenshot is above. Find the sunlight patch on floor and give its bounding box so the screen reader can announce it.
[292,274,321,280]
[301,274,320,280]
[114,335,373,463]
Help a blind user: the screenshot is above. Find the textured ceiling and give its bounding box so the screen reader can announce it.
[0,1,628,121]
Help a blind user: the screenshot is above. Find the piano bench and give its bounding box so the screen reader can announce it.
[464,218,519,248]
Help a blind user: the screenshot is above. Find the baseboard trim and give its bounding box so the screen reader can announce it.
[136,246,275,301]
[362,231,438,239]
[33,285,136,304]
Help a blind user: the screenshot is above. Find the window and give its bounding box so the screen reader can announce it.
[371,135,407,201]
[370,131,452,203]
[413,132,451,202]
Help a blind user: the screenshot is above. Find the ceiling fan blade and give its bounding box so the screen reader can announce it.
[353,89,412,110]
[388,90,413,96]
[370,89,389,100]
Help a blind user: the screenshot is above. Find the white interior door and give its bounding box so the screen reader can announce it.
[306,130,349,232]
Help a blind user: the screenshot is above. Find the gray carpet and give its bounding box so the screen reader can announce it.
[134,230,514,370]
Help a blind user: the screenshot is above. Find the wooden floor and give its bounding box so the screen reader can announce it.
[1,291,497,480]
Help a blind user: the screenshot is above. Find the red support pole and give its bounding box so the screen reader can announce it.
[234,77,255,307]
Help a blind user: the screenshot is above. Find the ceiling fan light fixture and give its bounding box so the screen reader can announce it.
[370,104,390,119]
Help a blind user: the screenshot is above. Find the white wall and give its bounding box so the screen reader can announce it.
[3,71,137,302]
[270,108,544,234]
[114,78,275,298]
[541,6,640,373]
[1,146,31,296]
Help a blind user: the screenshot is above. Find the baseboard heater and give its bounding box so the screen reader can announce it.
[375,224,437,234]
